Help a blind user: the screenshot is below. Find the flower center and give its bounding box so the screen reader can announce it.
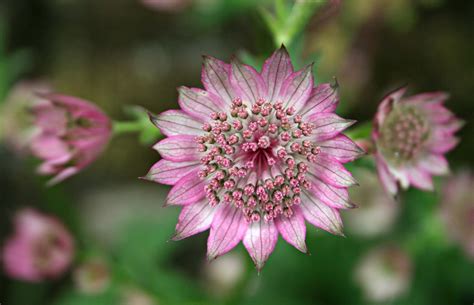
[196,98,321,222]
[378,105,430,165]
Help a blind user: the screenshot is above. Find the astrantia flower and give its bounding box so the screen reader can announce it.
[141,0,191,12]
[145,46,364,269]
[30,94,112,185]
[2,208,75,282]
[355,245,412,302]
[440,171,474,259]
[0,81,50,154]
[373,88,463,196]
[73,258,110,294]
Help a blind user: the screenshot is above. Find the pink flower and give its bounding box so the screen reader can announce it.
[1,208,75,282]
[0,81,51,154]
[355,245,412,302]
[372,88,463,196]
[30,94,112,185]
[144,46,364,270]
[440,171,474,259]
[140,0,191,12]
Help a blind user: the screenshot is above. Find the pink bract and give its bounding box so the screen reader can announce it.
[1,208,75,282]
[372,88,463,196]
[145,46,364,270]
[30,94,112,185]
[440,171,474,259]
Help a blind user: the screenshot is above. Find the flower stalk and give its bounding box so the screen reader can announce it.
[260,0,327,48]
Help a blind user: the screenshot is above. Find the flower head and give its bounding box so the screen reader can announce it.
[373,88,463,195]
[2,208,75,282]
[73,258,110,294]
[30,94,112,185]
[440,171,474,259]
[355,245,412,302]
[145,46,363,270]
[0,81,50,153]
[140,0,191,12]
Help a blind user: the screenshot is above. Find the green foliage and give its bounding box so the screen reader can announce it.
[0,15,32,103]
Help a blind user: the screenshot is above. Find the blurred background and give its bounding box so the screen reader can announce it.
[0,0,473,304]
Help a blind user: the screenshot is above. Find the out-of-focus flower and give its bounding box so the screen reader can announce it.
[1,208,75,282]
[73,258,110,294]
[344,169,398,237]
[440,171,474,259]
[355,245,412,302]
[0,81,50,153]
[30,94,112,185]
[203,252,245,297]
[121,287,157,305]
[144,46,364,270]
[140,0,192,12]
[372,88,462,196]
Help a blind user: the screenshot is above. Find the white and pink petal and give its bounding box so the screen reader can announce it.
[243,220,278,271]
[150,110,204,137]
[153,135,201,162]
[166,170,205,206]
[275,207,307,253]
[143,159,200,185]
[207,204,248,260]
[172,199,216,241]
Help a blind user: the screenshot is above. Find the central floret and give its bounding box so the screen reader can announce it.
[378,105,430,165]
[196,97,320,223]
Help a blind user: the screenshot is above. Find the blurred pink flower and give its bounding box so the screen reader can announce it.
[355,245,412,302]
[0,81,51,154]
[145,46,364,270]
[73,258,110,294]
[30,94,112,185]
[372,88,463,196]
[440,171,474,259]
[2,208,75,282]
[141,0,191,12]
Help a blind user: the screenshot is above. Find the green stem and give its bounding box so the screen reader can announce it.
[112,120,144,135]
[261,0,327,48]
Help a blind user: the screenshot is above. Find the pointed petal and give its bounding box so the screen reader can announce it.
[167,170,205,206]
[153,135,200,162]
[427,126,460,154]
[150,110,204,137]
[31,135,71,161]
[374,87,407,128]
[261,46,294,101]
[300,190,344,235]
[406,167,434,191]
[299,83,339,117]
[207,204,248,260]
[201,56,235,106]
[230,58,266,104]
[375,154,398,196]
[404,91,449,105]
[279,65,313,111]
[173,199,216,240]
[47,167,80,186]
[418,154,449,175]
[275,207,307,252]
[388,166,410,190]
[178,86,223,121]
[318,135,365,163]
[306,174,355,209]
[310,154,357,187]
[309,113,356,142]
[143,159,200,185]
[243,220,278,271]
